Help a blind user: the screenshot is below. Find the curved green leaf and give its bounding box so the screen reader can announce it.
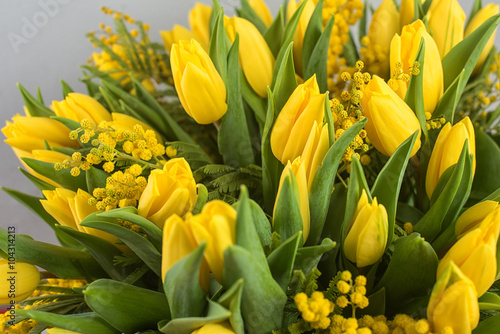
[22,158,87,192]
[273,173,303,243]
[267,232,302,291]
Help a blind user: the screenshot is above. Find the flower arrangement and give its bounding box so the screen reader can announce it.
[1,0,500,333]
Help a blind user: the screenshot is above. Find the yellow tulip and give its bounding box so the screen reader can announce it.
[189,200,236,283]
[52,93,112,125]
[0,259,40,304]
[273,157,310,242]
[225,16,275,98]
[437,208,500,297]
[162,214,210,290]
[301,121,330,190]
[360,75,422,157]
[465,4,500,74]
[191,322,236,334]
[455,200,500,237]
[428,262,479,334]
[32,150,71,164]
[366,0,400,78]
[343,189,388,267]
[390,20,443,115]
[428,0,466,59]
[189,3,212,46]
[110,112,162,142]
[160,25,208,53]
[170,39,227,124]
[425,117,476,199]
[248,0,274,27]
[287,0,315,77]
[270,75,324,164]
[399,0,424,27]
[137,158,197,228]
[47,329,84,334]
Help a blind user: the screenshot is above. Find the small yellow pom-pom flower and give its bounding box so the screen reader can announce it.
[355,275,367,286]
[337,280,351,294]
[359,315,375,327]
[350,292,363,305]
[403,222,414,234]
[166,146,177,158]
[356,60,364,70]
[344,317,358,330]
[70,167,80,177]
[336,295,349,308]
[415,319,430,334]
[341,270,352,281]
[69,130,79,140]
[371,320,389,334]
[357,328,372,334]
[72,152,82,161]
[103,161,115,173]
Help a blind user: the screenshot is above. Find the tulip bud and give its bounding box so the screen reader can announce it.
[390,20,443,115]
[248,0,274,27]
[343,190,388,267]
[170,39,227,124]
[301,121,330,190]
[428,262,479,334]
[465,4,500,74]
[188,3,212,46]
[274,157,311,242]
[286,0,315,77]
[455,200,500,237]
[32,150,71,164]
[360,75,422,157]
[270,75,324,164]
[0,259,40,304]
[192,322,236,333]
[399,0,424,27]
[428,0,466,59]
[46,328,84,334]
[52,93,112,125]
[189,200,236,283]
[160,25,208,53]
[225,16,275,97]
[138,158,197,228]
[437,208,500,297]
[425,117,476,199]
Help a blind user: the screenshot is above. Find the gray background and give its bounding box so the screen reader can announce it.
[0,0,497,245]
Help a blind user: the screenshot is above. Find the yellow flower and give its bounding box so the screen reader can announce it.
[428,0,465,59]
[343,190,388,267]
[437,208,500,296]
[248,0,274,27]
[188,3,212,46]
[390,20,443,115]
[427,262,479,334]
[464,4,500,73]
[455,200,500,237]
[162,214,210,290]
[273,157,310,242]
[47,328,84,334]
[170,39,227,124]
[366,0,400,78]
[286,0,315,77]
[189,200,236,283]
[110,112,162,141]
[225,16,275,98]
[137,158,197,228]
[52,93,112,125]
[360,75,421,157]
[160,25,208,53]
[425,117,475,199]
[270,75,324,164]
[399,0,424,27]
[191,321,236,334]
[0,259,40,304]
[301,121,330,190]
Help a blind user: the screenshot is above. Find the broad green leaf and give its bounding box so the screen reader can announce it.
[17,83,54,117]
[321,183,347,243]
[273,173,304,243]
[22,158,87,192]
[238,0,267,34]
[473,313,500,333]
[396,202,424,224]
[193,184,209,215]
[85,279,170,334]
[218,279,245,334]
[241,71,267,127]
[272,42,298,114]
[294,238,336,275]
[86,167,109,197]
[264,7,285,57]
[209,11,229,82]
[267,232,302,291]
[18,167,56,191]
[434,70,466,123]
[478,292,500,311]
[405,39,428,139]
[357,287,385,317]
[470,130,500,201]
[302,0,324,74]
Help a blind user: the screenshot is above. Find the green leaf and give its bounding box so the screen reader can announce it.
[478,292,500,311]
[218,279,245,334]
[434,70,466,123]
[233,196,272,254]
[193,184,209,215]
[209,11,229,82]
[241,71,267,127]
[371,131,418,247]
[264,7,285,57]
[272,42,298,114]
[358,1,368,43]
[218,36,255,168]
[396,202,424,224]
[238,0,267,34]
[17,83,54,117]
[22,158,87,192]
[342,31,360,67]
[15,310,119,334]
[163,243,207,319]
[302,0,324,74]
[357,287,385,317]
[60,80,74,98]
[413,0,424,21]
[273,172,304,243]
[18,167,56,191]
[294,238,336,276]
[267,232,302,291]
[470,130,500,201]
[84,279,170,334]
[473,313,500,333]
[465,0,484,32]
[307,118,367,246]
[373,233,438,317]
[86,166,109,196]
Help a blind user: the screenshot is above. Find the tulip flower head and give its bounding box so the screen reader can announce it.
[343,189,388,267]
[160,25,208,53]
[399,0,425,28]
[170,39,227,124]
[192,321,236,334]
[0,259,40,304]
[428,0,466,59]
[286,0,315,77]
[301,121,330,190]
[248,0,274,27]
[52,93,112,125]
[188,2,212,46]
[455,200,500,237]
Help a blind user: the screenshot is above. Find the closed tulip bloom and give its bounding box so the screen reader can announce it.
[437,208,500,297]
[248,0,274,27]
[301,121,330,190]
[428,0,465,59]
[425,117,476,199]
[390,20,443,115]
[455,200,500,237]
[52,93,112,125]
[160,25,208,53]
[399,0,424,27]
[360,75,421,157]
[465,4,500,73]
[287,0,315,77]
[189,200,236,283]
[428,262,479,334]
[188,3,212,46]
[191,321,236,334]
[138,158,197,228]
[225,16,275,97]
[344,190,388,267]
[271,76,324,164]
[32,150,71,164]
[171,39,227,124]
[0,259,40,304]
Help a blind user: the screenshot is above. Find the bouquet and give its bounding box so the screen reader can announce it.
[1,0,500,333]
